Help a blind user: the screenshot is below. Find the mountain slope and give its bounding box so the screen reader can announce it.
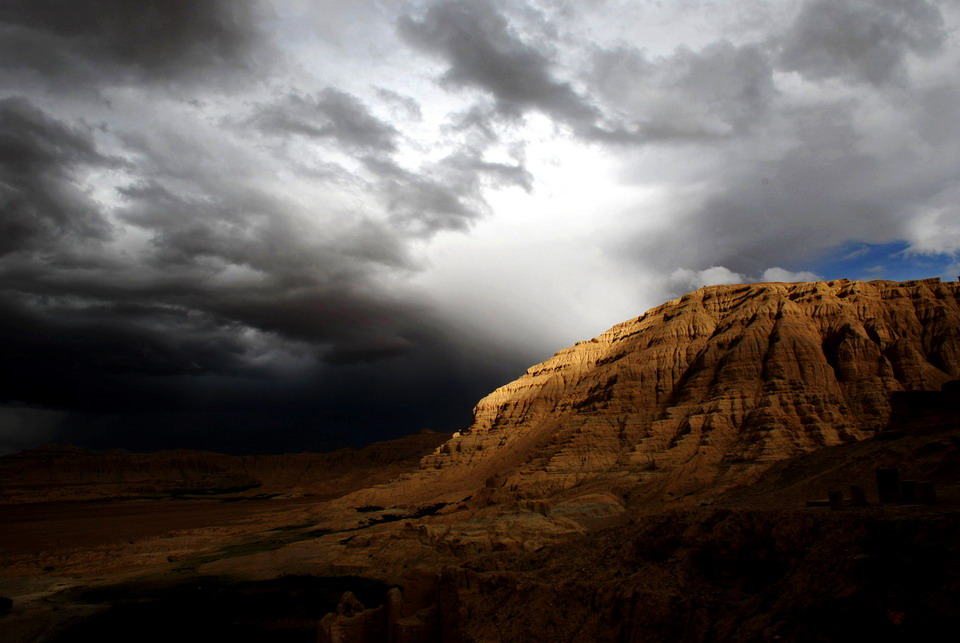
[402,278,960,507]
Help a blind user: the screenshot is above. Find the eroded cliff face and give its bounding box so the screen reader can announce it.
[416,278,960,504]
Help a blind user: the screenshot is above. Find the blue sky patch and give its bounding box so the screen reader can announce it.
[802,241,959,283]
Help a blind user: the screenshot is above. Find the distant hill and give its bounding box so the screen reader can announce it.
[0,431,449,504]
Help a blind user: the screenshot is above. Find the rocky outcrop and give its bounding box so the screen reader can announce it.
[327,418,960,643]
[415,278,960,506]
[425,504,960,642]
[317,583,440,643]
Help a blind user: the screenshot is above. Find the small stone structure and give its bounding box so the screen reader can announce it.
[849,485,867,506]
[873,468,937,505]
[876,468,902,503]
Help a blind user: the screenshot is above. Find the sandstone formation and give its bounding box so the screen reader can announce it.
[316,393,960,642]
[399,278,960,511]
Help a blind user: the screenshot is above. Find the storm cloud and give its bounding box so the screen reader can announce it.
[778,0,947,85]
[0,0,264,87]
[0,97,113,256]
[398,0,599,125]
[252,89,401,154]
[1,0,958,454]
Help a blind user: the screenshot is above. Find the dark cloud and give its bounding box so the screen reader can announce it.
[0,279,515,454]
[252,89,400,154]
[398,0,599,125]
[447,153,533,192]
[105,173,423,364]
[445,102,503,141]
[0,97,530,454]
[365,148,530,235]
[0,293,224,414]
[247,85,528,239]
[0,220,522,453]
[212,288,426,354]
[0,407,65,456]
[916,83,960,146]
[588,40,776,142]
[375,87,423,122]
[116,179,412,282]
[400,1,779,145]
[322,335,415,365]
[778,0,947,85]
[110,121,415,277]
[0,97,113,256]
[366,157,482,234]
[0,0,264,87]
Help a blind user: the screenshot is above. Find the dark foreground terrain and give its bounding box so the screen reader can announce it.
[47,575,386,643]
[1,421,958,642]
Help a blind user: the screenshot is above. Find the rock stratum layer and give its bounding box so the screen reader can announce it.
[409,278,960,507]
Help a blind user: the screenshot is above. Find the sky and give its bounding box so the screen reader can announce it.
[1,0,958,455]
